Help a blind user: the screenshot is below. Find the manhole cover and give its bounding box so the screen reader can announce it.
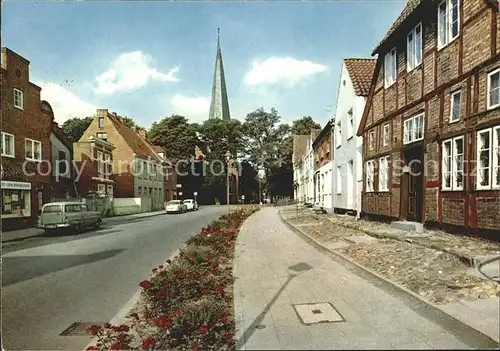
[293,302,345,325]
[60,322,105,336]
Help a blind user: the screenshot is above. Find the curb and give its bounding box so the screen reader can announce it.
[279,209,500,347]
[84,249,181,351]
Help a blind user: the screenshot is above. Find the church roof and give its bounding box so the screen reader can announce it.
[208,29,231,121]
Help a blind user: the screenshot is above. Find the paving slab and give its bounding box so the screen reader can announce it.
[344,235,378,244]
[234,208,499,350]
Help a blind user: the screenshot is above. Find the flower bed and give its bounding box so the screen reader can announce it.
[86,206,259,351]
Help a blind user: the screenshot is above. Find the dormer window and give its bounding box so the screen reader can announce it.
[384,47,396,88]
[438,0,460,49]
[407,23,422,71]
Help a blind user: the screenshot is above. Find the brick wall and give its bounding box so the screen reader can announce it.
[441,197,466,226]
[476,197,500,230]
[462,10,492,73]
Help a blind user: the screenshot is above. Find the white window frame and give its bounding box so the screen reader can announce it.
[365,160,375,193]
[25,138,42,161]
[403,113,425,144]
[476,126,500,190]
[13,88,24,110]
[336,166,342,194]
[407,22,422,71]
[449,90,461,123]
[336,120,342,148]
[383,124,390,146]
[441,136,464,191]
[384,47,397,88]
[97,184,106,195]
[487,68,500,110]
[438,0,460,49]
[1,132,15,158]
[378,156,390,192]
[368,130,375,151]
[98,117,105,128]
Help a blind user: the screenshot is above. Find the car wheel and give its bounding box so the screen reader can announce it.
[93,219,102,230]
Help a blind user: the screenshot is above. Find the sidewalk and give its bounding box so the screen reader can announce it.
[234,208,498,350]
[1,210,166,243]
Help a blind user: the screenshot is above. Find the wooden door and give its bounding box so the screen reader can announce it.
[400,146,424,222]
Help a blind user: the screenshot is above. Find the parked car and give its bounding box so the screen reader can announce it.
[37,202,102,234]
[183,199,198,211]
[165,200,188,214]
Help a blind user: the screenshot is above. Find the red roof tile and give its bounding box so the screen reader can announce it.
[344,58,377,97]
[108,114,161,161]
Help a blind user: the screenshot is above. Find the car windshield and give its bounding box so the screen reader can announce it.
[184,200,193,203]
[168,201,181,205]
[43,205,62,213]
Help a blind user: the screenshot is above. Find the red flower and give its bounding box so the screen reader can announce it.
[220,316,228,324]
[192,345,199,351]
[154,315,172,328]
[104,323,112,329]
[152,268,158,273]
[139,280,151,289]
[117,324,130,332]
[174,311,181,317]
[130,312,139,320]
[86,325,102,335]
[155,287,166,298]
[216,285,224,294]
[142,337,156,349]
[199,326,209,334]
[205,253,213,260]
[110,342,122,350]
[86,345,99,350]
[211,261,218,269]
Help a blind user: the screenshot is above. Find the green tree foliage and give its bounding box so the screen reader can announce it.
[61,117,93,142]
[119,116,143,132]
[197,118,244,159]
[291,116,321,135]
[148,115,200,162]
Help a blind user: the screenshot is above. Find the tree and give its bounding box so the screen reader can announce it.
[291,116,321,135]
[197,118,244,159]
[148,115,200,162]
[61,117,93,142]
[119,116,143,133]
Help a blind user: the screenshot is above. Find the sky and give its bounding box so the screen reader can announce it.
[2,0,405,129]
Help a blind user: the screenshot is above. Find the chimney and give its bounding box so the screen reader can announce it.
[112,112,117,117]
[138,129,147,139]
[96,108,108,118]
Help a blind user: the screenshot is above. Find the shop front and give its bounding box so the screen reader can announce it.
[1,180,33,230]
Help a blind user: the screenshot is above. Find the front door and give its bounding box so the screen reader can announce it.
[400,146,424,222]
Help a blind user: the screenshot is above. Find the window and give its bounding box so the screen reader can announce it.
[438,0,460,48]
[97,184,106,194]
[13,89,23,110]
[383,124,390,146]
[96,132,107,141]
[407,23,422,71]
[99,117,105,128]
[1,132,15,157]
[58,150,67,175]
[347,108,354,139]
[138,187,142,196]
[487,68,500,110]
[104,154,112,178]
[336,166,342,194]
[25,138,42,161]
[107,185,113,196]
[379,156,390,191]
[476,126,500,190]
[365,160,375,192]
[384,47,397,87]
[2,189,31,218]
[368,130,375,150]
[442,136,464,191]
[450,90,461,123]
[403,114,424,144]
[336,120,342,148]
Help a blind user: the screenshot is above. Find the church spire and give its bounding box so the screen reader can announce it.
[208,28,231,120]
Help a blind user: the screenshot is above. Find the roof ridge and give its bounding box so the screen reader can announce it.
[344,57,376,61]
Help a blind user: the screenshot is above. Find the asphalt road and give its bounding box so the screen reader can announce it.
[1,206,226,350]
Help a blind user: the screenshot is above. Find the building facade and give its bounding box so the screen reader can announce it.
[333,58,376,216]
[313,123,334,210]
[80,109,165,210]
[73,136,115,198]
[1,48,52,230]
[358,0,500,233]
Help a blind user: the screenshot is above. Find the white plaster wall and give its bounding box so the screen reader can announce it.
[333,62,367,213]
[319,161,333,210]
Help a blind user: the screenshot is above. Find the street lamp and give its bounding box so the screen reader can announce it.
[225,151,231,214]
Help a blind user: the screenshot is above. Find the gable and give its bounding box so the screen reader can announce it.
[356,57,384,136]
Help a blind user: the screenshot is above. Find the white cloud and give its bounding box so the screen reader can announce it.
[169,94,210,123]
[39,83,97,123]
[95,51,179,95]
[244,57,328,87]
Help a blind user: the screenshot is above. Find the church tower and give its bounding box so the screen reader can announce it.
[208,28,231,120]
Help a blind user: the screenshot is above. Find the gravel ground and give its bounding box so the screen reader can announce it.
[281,207,499,305]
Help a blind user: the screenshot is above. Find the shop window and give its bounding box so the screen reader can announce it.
[2,189,31,217]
